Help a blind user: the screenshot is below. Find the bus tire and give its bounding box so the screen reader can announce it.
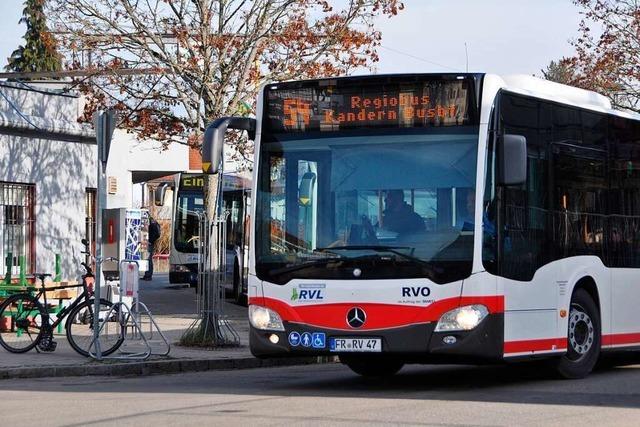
[341,356,404,377]
[554,288,601,379]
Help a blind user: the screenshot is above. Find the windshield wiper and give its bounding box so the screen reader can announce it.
[316,245,417,260]
[268,255,345,276]
[271,246,441,279]
[315,246,440,279]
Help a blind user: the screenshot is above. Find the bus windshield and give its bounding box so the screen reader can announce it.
[256,128,479,284]
[174,190,203,253]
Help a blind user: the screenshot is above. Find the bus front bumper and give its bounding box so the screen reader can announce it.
[249,314,504,363]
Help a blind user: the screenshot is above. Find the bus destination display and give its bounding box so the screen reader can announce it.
[180,174,250,192]
[265,77,476,132]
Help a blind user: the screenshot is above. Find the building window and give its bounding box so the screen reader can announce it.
[0,182,35,276]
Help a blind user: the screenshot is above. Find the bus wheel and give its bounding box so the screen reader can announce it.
[554,288,601,379]
[341,356,404,377]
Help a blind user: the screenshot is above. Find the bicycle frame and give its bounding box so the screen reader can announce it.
[32,274,95,329]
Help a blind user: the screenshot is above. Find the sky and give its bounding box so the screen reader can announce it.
[0,0,584,77]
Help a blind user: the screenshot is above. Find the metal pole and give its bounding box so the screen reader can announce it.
[93,112,107,360]
[93,140,105,360]
[91,110,116,360]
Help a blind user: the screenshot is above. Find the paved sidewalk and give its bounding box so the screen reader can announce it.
[0,314,317,380]
[0,275,318,379]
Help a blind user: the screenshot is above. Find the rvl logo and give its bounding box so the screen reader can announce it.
[292,286,325,301]
[299,289,324,300]
[402,286,431,297]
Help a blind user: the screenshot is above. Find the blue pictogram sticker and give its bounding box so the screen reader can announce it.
[288,331,301,347]
[301,332,312,347]
[312,332,326,349]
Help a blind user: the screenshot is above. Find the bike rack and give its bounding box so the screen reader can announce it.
[88,260,170,361]
[128,301,170,356]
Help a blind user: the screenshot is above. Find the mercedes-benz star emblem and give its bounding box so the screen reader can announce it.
[347,307,366,328]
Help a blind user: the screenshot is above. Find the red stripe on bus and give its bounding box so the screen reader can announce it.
[602,333,640,346]
[250,295,504,330]
[506,333,640,354]
[504,338,567,354]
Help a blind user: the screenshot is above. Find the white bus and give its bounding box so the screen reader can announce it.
[167,172,250,303]
[202,74,640,378]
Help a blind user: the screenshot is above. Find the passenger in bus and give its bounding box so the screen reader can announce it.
[460,190,496,236]
[460,191,476,231]
[382,190,425,235]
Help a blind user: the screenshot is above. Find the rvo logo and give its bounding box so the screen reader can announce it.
[291,288,324,301]
[401,286,431,297]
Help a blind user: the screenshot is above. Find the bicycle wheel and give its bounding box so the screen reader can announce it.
[66,298,125,357]
[0,293,46,353]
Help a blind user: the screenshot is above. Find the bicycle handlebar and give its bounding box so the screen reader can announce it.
[81,262,93,275]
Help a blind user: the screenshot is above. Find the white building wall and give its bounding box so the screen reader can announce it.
[0,136,96,279]
[107,130,188,209]
[0,82,96,280]
[0,81,189,281]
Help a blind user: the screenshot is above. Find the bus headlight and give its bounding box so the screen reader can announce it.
[249,305,285,331]
[435,305,489,332]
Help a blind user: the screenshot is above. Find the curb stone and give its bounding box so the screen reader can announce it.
[0,356,323,380]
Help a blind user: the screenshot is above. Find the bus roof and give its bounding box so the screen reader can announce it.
[264,73,640,122]
[498,74,640,121]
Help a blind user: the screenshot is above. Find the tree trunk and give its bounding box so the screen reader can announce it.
[180,165,230,347]
[205,173,221,338]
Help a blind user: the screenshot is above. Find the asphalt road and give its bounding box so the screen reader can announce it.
[3,360,640,426]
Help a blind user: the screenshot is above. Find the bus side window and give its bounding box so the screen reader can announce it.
[610,118,640,267]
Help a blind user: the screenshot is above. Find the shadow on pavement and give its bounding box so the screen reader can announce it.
[3,356,640,409]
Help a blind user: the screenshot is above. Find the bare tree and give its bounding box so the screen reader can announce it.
[46,0,403,346]
[47,0,403,155]
[567,0,640,112]
[540,58,576,85]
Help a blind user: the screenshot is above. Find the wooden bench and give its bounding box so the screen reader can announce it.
[0,282,79,333]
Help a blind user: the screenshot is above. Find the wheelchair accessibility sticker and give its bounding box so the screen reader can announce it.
[312,332,326,349]
[288,331,325,349]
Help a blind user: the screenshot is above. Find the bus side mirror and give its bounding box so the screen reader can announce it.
[202,117,256,174]
[498,134,527,186]
[298,172,316,206]
[154,184,168,206]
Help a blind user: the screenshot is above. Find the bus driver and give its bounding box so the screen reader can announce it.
[381,189,425,236]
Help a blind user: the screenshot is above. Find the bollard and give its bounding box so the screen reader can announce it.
[55,254,62,282]
[3,252,12,285]
[18,255,27,287]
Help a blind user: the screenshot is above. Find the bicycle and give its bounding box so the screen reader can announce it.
[0,240,125,356]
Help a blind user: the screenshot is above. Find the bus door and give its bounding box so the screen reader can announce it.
[498,136,560,349]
